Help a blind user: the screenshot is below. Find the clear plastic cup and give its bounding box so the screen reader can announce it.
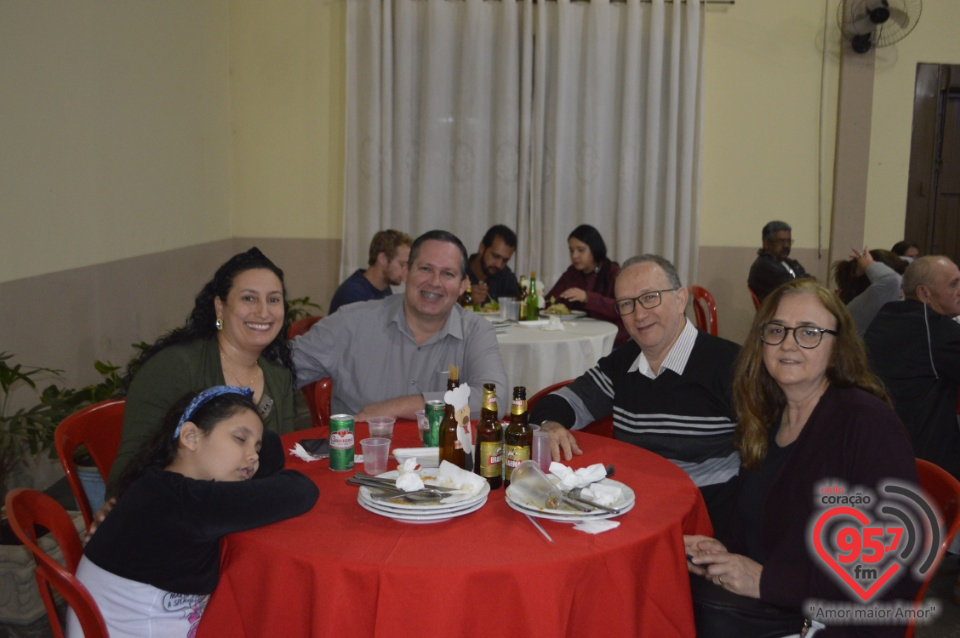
[509,460,563,509]
[532,430,551,472]
[360,437,391,476]
[415,410,430,444]
[368,417,395,440]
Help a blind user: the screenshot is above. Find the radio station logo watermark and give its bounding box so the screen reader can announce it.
[804,480,942,626]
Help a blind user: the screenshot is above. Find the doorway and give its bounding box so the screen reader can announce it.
[905,64,960,263]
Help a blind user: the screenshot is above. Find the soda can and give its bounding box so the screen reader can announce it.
[329,414,355,471]
[424,400,444,447]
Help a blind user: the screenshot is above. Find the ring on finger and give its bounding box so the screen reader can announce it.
[718,576,724,587]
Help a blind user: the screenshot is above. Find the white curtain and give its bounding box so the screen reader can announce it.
[344,0,704,287]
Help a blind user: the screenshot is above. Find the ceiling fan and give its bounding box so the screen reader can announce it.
[837,0,922,54]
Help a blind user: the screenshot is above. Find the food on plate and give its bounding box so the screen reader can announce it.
[544,303,571,315]
[480,302,499,312]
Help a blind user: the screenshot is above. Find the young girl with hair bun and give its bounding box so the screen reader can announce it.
[66,386,318,638]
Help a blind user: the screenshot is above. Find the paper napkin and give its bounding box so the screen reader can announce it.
[573,520,620,534]
[436,460,486,492]
[542,316,565,331]
[548,462,608,490]
[580,483,622,506]
[289,443,322,462]
[395,458,425,491]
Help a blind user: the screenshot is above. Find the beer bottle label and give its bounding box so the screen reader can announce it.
[503,444,531,481]
[478,441,503,478]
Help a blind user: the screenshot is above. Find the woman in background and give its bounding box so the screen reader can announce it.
[546,224,626,346]
[832,247,907,335]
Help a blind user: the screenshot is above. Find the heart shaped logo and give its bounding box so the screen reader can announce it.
[812,506,901,602]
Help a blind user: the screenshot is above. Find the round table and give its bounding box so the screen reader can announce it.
[197,422,712,638]
[495,318,618,394]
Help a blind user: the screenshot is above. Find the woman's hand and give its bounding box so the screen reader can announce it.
[690,548,763,599]
[558,288,588,304]
[683,535,727,576]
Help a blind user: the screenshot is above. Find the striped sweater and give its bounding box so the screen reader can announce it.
[530,325,741,487]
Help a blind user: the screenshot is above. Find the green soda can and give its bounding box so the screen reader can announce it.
[329,414,355,471]
[424,400,444,447]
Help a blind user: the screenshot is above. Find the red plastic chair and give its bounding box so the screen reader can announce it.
[689,285,718,336]
[748,285,761,311]
[313,377,334,428]
[4,489,109,638]
[287,315,323,340]
[907,459,960,637]
[54,399,125,530]
[287,316,331,427]
[527,380,613,438]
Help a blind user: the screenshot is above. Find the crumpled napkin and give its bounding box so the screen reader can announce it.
[580,483,621,506]
[573,520,620,534]
[548,462,608,490]
[436,460,486,493]
[395,458,425,491]
[541,316,565,331]
[289,443,322,462]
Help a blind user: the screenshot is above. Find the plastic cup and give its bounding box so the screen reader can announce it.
[498,297,513,321]
[360,437,391,476]
[368,416,395,440]
[532,430,552,472]
[415,410,430,444]
[505,300,521,322]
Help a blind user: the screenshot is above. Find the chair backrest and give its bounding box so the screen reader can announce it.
[907,459,960,638]
[4,489,109,638]
[312,377,333,428]
[527,380,614,438]
[748,285,761,311]
[689,285,718,336]
[287,315,323,340]
[54,399,125,530]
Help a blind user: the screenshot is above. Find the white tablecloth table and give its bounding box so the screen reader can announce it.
[494,318,618,394]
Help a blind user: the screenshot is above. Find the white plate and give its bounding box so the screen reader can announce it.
[477,311,501,318]
[357,469,490,511]
[516,319,550,327]
[359,489,487,515]
[393,447,439,469]
[505,494,634,522]
[358,494,487,523]
[543,309,587,321]
[505,478,635,517]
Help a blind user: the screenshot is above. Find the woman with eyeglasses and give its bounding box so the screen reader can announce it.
[684,279,919,637]
[545,224,627,346]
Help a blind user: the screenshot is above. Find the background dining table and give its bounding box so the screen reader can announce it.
[197,420,712,638]
[494,317,619,394]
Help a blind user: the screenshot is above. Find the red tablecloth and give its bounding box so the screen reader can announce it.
[197,421,712,638]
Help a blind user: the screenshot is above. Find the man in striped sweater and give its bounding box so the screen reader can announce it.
[532,254,741,532]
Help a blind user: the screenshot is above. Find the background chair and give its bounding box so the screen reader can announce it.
[689,285,718,336]
[748,285,761,311]
[287,316,330,427]
[907,459,960,638]
[527,380,613,438]
[54,399,125,530]
[5,488,108,638]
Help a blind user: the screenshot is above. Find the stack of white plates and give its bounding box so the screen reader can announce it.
[356,469,490,524]
[505,478,635,522]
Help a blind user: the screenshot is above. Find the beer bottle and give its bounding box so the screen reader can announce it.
[526,272,540,321]
[474,383,503,489]
[438,375,466,469]
[518,276,528,321]
[503,386,532,487]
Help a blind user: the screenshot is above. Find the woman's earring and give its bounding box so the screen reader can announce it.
[216,318,223,330]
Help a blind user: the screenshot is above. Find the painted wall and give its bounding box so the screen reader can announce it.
[0,0,233,282]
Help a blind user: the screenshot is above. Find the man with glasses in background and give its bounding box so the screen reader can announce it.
[748,220,813,303]
[531,255,741,532]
